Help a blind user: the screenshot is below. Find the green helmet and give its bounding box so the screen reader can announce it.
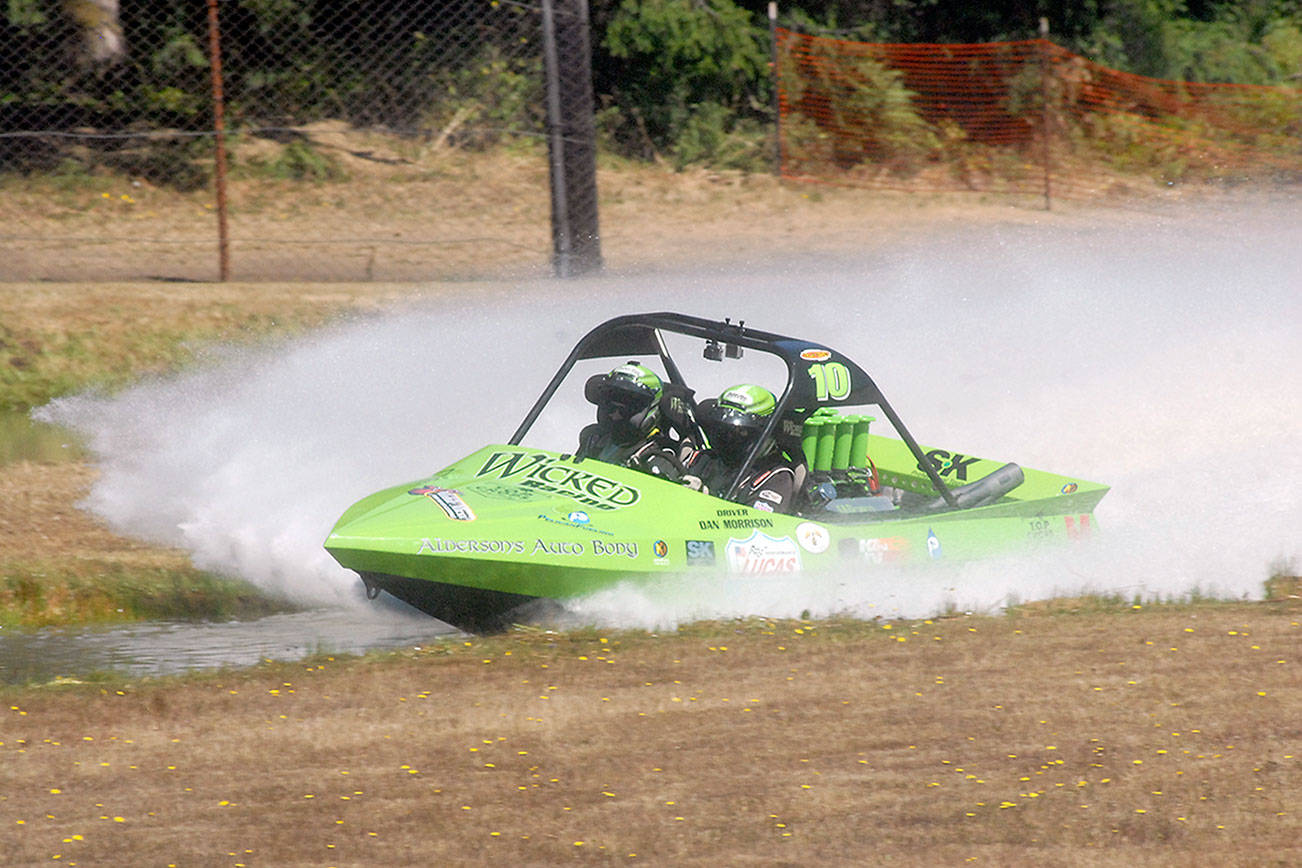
[700,383,776,461]
[585,361,663,444]
[608,362,663,401]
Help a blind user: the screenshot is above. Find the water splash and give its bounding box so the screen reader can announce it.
[40,195,1302,626]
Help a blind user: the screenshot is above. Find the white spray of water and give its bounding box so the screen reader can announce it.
[40,196,1301,626]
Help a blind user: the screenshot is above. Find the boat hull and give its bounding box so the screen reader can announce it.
[356,571,544,633]
[324,442,1108,631]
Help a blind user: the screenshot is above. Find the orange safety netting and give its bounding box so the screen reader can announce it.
[776,28,1302,202]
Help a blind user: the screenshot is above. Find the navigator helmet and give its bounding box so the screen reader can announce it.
[585,361,664,445]
[699,383,776,463]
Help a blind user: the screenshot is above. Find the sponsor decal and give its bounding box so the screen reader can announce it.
[926,528,943,560]
[1061,482,1079,494]
[475,451,641,511]
[418,537,524,555]
[754,501,775,513]
[1026,518,1055,541]
[652,539,670,565]
[465,481,546,502]
[536,512,614,536]
[919,449,982,482]
[1065,514,1091,540]
[408,486,476,522]
[536,510,611,536]
[800,348,832,361]
[839,536,910,564]
[532,539,584,556]
[795,522,830,554]
[592,539,639,559]
[726,531,802,574]
[685,539,716,565]
[758,490,783,504]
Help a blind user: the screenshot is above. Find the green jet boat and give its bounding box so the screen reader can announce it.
[325,312,1107,632]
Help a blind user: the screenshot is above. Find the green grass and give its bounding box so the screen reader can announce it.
[0,284,393,413]
[0,562,294,628]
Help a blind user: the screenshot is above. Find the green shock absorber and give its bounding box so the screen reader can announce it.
[850,415,874,469]
[832,415,853,471]
[801,416,823,468]
[811,417,836,472]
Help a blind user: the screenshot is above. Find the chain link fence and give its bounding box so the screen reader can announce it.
[8,3,1296,281]
[1,0,587,281]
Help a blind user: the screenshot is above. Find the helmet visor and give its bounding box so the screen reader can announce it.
[702,405,767,462]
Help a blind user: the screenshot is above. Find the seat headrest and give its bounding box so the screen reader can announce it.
[584,373,605,406]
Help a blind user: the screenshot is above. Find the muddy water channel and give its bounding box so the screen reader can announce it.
[3,412,461,684]
[0,607,459,685]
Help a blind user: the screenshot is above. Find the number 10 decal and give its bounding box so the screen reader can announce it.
[808,361,851,401]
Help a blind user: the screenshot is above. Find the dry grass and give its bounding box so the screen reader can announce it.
[1,138,1153,283]
[0,461,289,626]
[1,605,1298,866]
[0,280,436,411]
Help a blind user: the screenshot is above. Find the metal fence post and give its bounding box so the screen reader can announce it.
[542,0,602,277]
[206,0,231,281]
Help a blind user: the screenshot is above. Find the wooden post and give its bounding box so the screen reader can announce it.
[206,0,230,281]
[1039,17,1052,211]
[769,2,782,178]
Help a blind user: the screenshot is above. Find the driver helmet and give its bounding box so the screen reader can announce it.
[700,383,776,463]
[588,361,663,445]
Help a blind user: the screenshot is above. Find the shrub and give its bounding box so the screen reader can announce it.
[779,39,939,174]
[598,0,770,168]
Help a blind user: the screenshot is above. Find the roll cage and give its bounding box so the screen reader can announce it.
[509,312,960,509]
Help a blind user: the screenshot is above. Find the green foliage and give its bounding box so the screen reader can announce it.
[780,5,885,42]
[5,0,48,28]
[1074,110,1193,182]
[669,101,770,170]
[425,45,543,150]
[1082,0,1185,78]
[599,0,771,168]
[240,139,345,182]
[4,0,1298,186]
[1265,557,1299,601]
[150,28,207,78]
[779,41,939,174]
[1082,0,1302,83]
[103,138,211,191]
